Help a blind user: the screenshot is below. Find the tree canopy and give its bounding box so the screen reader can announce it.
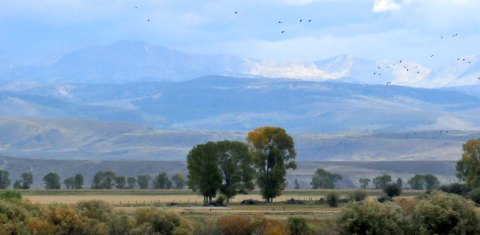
[187,140,254,204]
[456,138,480,188]
[43,172,60,189]
[247,126,296,202]
[373,174,392,189]
[310,168,342,189]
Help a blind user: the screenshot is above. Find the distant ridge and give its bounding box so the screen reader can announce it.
[1,41,480,88]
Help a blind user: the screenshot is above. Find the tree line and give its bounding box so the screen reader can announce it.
[0,170,186,190]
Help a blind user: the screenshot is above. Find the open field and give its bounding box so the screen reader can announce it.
[17,189,425,219]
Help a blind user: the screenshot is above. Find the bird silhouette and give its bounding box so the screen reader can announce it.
[308,19,312,23]
[299,19,303,22]
[278,21,282,24]
[430,54,434,58]
[235,11,238,14]
[281,30,285,34]
[147,19,151,22]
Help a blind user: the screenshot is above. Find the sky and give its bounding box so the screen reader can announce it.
[1,0,480,67]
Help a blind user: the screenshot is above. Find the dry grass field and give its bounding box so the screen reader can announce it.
[17,189,424,219]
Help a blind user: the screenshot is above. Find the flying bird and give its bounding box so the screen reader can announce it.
[430,54,434,58]
[299,19,303,22]
[147,19,151,22]
[281,30,285,34]
[308,19,312,23]
[278,21,282,24]
[235,11,238,14]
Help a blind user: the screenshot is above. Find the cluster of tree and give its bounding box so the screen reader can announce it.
[357,173,439,190]
[310,168,342,189]
[407,174,440,190]
[187,126,296,204]
[91,171,186,189]
[0,171,34,189]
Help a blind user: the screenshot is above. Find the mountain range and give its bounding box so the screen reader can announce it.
[1,41,480,88]
[0,41,479,161]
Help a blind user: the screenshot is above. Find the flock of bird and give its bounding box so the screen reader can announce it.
[124,7,478,86]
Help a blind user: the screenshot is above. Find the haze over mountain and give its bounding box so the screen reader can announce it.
[0,118,476,161]
[1,41,480,88]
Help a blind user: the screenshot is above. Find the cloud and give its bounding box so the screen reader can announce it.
[372,0,401,13]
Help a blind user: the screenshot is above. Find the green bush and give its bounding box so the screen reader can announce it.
[439,183,469,196]
[338,201,408,235]
[383,183,402,197]
[350,190,367,202]
[133,208,191,235]
[469,188,480,204]
[410,191,480,234]
[0,190,22,201]
[326,192,339,207]
[377,195,392,203]
[287,217,309,235]
[218,215,253,235]
[76,200,113,222]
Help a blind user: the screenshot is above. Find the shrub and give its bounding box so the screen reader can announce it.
[218,215,253,235]
[45,204,88,234]
[350,190,367,202]
[377,195,392,203]
[252,217,288,235]
[338,200,408,235]
[383,183,402,197]
[439,183,469,196]
[133,208,190,235]
[287,217,309,235]
[469,188,480,204]
[76,200,113,222]
[410,191,480,234]
[109,211,135,235]
[326,192,339,207]
[0,190,22,201]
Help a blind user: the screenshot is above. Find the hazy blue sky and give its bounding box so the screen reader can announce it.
[1,0,479,66]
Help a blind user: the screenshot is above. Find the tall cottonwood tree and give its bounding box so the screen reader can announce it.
[247,126,296,203]
[187,140,254,204]
[187,142,222,205]
[456,138,480,188]
[0,170,10,189]
[216,140,254,202]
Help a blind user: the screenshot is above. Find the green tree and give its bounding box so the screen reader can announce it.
[247,126,296,203]
[64,177,75,189]
[0,170,11,189]
[74,174,83,189]
[171,173,186,189]
[310,168,342,189]
[13,180,21,189]
[383,183,402,197]
[408,174,425,190]
[456,138,480,188]
[294,178,300,189]
[424,174,440,190]
[91,171,116,189]
[13,173,33,190]
[127,177,137,189]
[43,172,60,189]
[187,142,222,205]
[216,140,255,202]
[64,174,83,189]
[153,172,172,189]
[396,177,403,188]
[359,178,371,189]
[373,174,392,189]
[115,176,126,189]
[137,175,151,189]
